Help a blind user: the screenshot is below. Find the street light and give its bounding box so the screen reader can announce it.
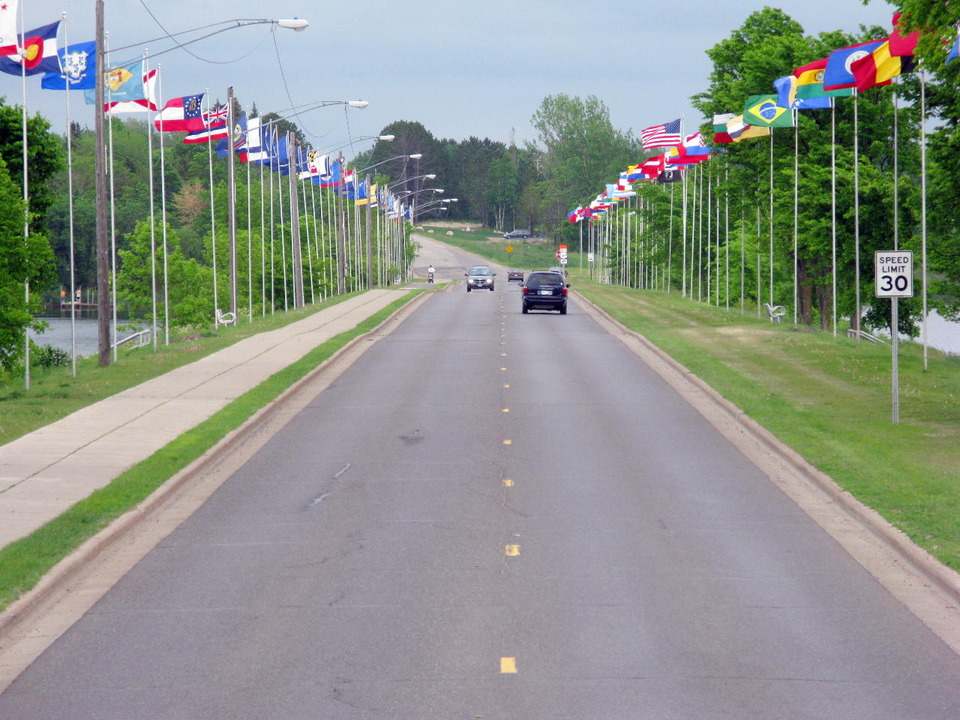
[94,6,310,365]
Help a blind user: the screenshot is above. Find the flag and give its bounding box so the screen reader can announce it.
[155,93,206,132]
[723,114,770,142]
[774,74,831,110]
[41,40,96,90]
[949,32,960,65]
[743,94,794,127]
[640,118,681,150]
[86,59,158,112]
[0,0,19,57]
[823,39,888,91]
[243,116,268,161]
[657,167,685,184]
[889,13,920,58]
[216,113,247,159]
[0,20,61,76]
[298,150,330,180]
[638,154,666,180]
[183,104,228,144]
[320,160,341,187]
[668,133,712,164]
[567,207,582,223]
[851,40,914,92]
[712,113,735,144]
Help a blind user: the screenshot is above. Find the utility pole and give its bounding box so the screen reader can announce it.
[95,0,110,365]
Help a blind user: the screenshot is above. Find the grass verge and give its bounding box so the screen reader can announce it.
[0,292,419,612]
[578,280,960,572]
[419,224,567,270]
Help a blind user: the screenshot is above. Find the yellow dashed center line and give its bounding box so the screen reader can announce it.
[503,479,514,487]
[501,657,518,673]
[505,544,520,556]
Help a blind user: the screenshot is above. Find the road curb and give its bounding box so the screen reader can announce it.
[576,292,960,610]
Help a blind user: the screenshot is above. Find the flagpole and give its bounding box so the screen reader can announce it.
[793,109,799,324]
[893,83,899,252]
[204,92,219,328]
[681,171,688,297]
[831,98,837,338]
[920,69,928,371]
[62,13,77,377]
[18,0,30,388]
[157,66,170,345]
[667,182,674,293]
[277,145,289,311]
[853,90,861,343]
[769,127,775,308]
[259,133,266,315]
[144,52,157,350]
[248,141,255,317]
[725,167,730,310]
[226,86,238,320]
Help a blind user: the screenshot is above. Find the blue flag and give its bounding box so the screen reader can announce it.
[0,21,61,77]
[42,41,96,90]
[823,39,886,91]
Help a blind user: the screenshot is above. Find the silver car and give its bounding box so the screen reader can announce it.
[465,265,496,292]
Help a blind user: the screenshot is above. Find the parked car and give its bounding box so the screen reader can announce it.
[507,269,524,282]
[503,229,531,239]
[465,265,496,292]
[521,271,569,314]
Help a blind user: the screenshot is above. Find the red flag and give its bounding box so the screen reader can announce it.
[890,13,920,58]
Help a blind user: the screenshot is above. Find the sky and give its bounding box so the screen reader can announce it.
[6,0,897,159]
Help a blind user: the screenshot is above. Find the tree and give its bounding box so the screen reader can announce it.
[530,94,639,240]
[0,153,56,370]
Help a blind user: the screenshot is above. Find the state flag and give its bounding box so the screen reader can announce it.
[0,20,61,76]
[155,93,206,132]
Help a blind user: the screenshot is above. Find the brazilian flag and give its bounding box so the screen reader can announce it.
[743,94,795,128]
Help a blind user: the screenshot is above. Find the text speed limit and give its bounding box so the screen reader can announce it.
[875,251,914,298]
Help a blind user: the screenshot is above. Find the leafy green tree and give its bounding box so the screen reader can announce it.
[117,220,213,329]
[530,94,639,240]
[0,153,55,370]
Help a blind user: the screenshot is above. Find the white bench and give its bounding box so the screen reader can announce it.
[764,303,786,324]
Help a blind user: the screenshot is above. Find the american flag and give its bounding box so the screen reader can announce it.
[640,118,682,150]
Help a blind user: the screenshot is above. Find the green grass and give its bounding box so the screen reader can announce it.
[420,223,566,270]
[0,292,419,612]
[578,280,960,571]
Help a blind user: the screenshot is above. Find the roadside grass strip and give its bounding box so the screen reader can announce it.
[578,281,960,573]
[0,293,419,612]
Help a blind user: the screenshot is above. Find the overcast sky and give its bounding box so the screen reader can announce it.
[8,0,895,157]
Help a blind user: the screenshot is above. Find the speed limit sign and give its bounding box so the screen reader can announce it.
[875,251,913,298]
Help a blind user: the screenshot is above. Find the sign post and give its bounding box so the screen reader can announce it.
[875,250,914,425]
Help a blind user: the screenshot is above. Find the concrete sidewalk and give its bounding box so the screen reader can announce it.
[0,289,410,552]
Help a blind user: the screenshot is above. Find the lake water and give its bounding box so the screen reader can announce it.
[29,309,960,358]
[28,316,146,358]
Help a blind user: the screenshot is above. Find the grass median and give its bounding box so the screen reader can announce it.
[577,281,960,572]
[0,291,422,612]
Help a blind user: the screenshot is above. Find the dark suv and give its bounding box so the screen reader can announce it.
[521,271,569,314]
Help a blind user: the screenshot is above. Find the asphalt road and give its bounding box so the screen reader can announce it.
[2,249,959,718]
